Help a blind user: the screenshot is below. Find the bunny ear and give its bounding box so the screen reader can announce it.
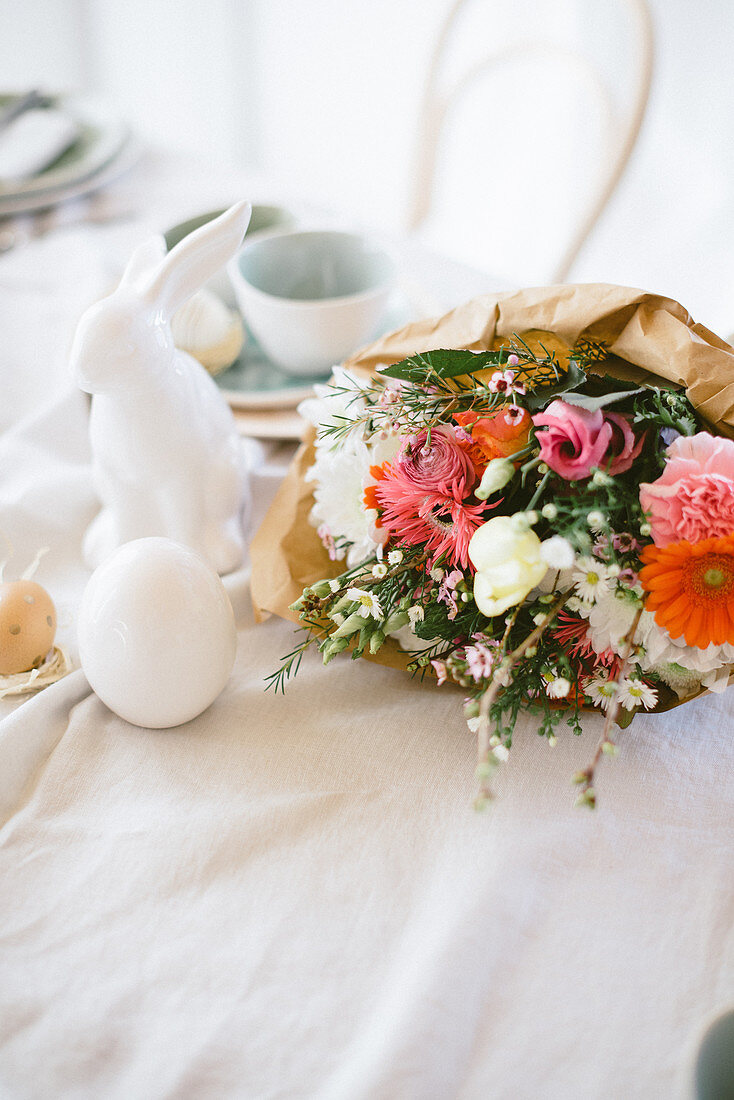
[140,201,252,318]
[119,236,168,290]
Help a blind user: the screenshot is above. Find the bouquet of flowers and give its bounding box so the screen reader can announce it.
[252,285,734,806]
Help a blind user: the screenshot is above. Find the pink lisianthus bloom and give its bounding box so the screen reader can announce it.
[397,425,477,498]
[605,412,645,474]
[532,400,643,480]
[639,432,734,546]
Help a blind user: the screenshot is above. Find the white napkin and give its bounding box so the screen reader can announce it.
[0,107,80,184]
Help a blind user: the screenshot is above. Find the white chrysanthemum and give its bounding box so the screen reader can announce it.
[582,589,642,656]
[306,426,400,568]
[407,605,425,625]
[618,677,657,711]
[306,443,378,564]
[639,617,734,676]
[581,588,734,679]
[298,367,369,439]
[573,557,610,604]
[300,367,401,565]
[701,665,734,693]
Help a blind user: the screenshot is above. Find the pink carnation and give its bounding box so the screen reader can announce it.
[639,432,734,546]
[532,400,643,480]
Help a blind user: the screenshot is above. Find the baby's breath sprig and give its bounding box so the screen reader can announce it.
[534,469,649,564]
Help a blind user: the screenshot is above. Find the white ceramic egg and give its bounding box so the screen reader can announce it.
[78,537,237,728]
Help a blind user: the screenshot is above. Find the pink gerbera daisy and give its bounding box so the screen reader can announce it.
[375,472,489,569]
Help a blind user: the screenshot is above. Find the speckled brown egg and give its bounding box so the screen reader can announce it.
[0,580,57,675]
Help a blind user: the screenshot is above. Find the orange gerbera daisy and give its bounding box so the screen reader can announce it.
[639,533,734,648]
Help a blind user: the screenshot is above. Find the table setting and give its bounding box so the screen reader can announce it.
[0,123,732,1100]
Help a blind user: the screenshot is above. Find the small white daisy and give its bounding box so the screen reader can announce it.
[346,587,383,620]
[618,677,658,711]
[371,563,388,578]
[573,557,610,604]
[584,673,619,712]
[388,550,404,565]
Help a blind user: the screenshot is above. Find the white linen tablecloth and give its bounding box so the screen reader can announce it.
[0,154,732,1100]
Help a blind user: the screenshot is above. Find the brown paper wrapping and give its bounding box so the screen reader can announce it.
[250,283,734,680]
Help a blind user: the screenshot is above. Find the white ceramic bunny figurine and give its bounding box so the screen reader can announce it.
[71,202,252,575]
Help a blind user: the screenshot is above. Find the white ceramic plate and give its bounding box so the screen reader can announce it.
[0,93,132,214]
[215,295,412,410]
[0,139,140,217]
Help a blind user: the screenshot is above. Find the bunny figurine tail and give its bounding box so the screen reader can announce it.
[72,202,253,575]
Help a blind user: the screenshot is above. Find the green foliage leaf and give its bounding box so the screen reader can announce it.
[379,348,504,382]
[412,595,484,642]
[523,360,587,411]
[561,387,645,412]
[614,706,637,730]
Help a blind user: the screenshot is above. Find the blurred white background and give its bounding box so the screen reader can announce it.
[2,0,734,334]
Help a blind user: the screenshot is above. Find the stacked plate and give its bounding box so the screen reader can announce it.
[0,92,136,218]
